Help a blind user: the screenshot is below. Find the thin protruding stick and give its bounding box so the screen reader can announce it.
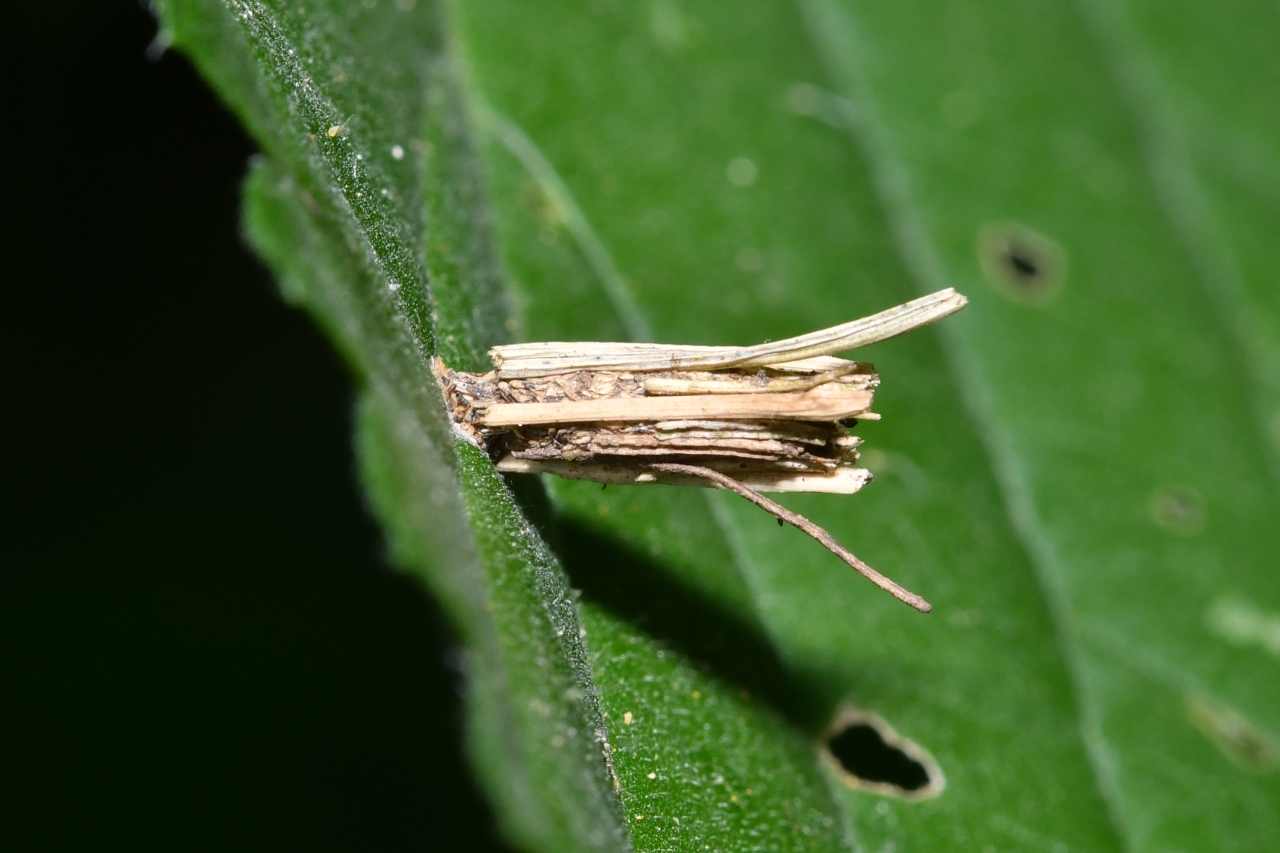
[649,462,932,613]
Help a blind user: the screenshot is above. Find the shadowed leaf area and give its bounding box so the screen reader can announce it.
[156,0,1280,850]
[554,516,825,728]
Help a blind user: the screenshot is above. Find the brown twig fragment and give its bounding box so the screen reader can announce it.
[648,462,932,613]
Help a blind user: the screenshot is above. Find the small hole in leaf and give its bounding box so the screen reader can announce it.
[1005,247,1039,279]
[821,707,944,800]
[977,221,1067,306]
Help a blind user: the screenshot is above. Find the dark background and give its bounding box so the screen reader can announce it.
[4,3,509,849]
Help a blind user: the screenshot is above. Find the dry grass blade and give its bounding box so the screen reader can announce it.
[489,288,967,378]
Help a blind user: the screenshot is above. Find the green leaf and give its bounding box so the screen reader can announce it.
[157,0,1280,851]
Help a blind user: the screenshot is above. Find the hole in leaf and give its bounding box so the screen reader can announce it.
[829,724,929,790]
[977,221,1067,306]
[1005,247,1039,279]
[820,707,944,800]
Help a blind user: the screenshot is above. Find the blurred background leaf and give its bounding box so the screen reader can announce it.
[10,0,1277,850]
